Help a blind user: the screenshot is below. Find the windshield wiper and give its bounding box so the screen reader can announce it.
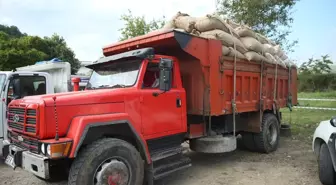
[110,84,126,88]
[95,84,126,89]
[87,84,127,89]
[98,85,112,88]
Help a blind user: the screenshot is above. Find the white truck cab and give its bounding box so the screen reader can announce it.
[313,117,336,185]
[0,72,54,155]
[0,60,78,156]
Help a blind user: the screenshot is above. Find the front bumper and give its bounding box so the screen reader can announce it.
[4,145,50,179]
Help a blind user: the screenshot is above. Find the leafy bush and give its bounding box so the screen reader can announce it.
[298,73,336,92]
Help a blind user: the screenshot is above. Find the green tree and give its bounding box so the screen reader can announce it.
[299,55,334,74]
[119,10,165,41]
[43,34,81,74]
[0,25,26,38]
[216,0,299,52]
[0,25,80,74]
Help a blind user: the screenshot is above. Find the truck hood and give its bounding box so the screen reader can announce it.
[22,88,128,107]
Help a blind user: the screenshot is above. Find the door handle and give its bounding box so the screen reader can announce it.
[176,98,181,108]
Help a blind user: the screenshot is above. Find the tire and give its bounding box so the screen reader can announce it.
[319,143,336,185]
[68,138,144,185]
[253,113,280,153]
[240,132,257,151]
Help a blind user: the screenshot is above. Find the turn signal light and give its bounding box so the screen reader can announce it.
[49,142,72,158]
[40,142,72,159]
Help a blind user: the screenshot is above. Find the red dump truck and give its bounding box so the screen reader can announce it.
[3,29,297,185]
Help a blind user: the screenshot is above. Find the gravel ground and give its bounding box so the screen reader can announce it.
[0,138,320,185]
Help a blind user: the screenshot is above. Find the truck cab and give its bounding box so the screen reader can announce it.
[0,71,53,155]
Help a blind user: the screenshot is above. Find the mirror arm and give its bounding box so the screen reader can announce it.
[152,90,166,97]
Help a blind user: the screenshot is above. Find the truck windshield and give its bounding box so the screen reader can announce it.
[87,59,141,89]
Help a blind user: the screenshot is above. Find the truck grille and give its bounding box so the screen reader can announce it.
[8,106,38,135]
[8,131,39,153]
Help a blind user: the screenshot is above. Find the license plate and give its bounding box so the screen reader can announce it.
[5,155,15,168]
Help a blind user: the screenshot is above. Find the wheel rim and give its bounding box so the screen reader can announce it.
[266,122,277,146]
[93,158,130,185]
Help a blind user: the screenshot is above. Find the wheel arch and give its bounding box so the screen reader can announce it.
[66,114,150,163]
[327,133,336,172]
[313,137,324,157]
[315,135,336,172]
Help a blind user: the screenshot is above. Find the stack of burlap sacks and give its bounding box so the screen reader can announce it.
[163,12,296,68]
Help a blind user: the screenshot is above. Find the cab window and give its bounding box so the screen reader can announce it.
[143,63,160,89]
[143,62,176,89]
[7,76,46,104]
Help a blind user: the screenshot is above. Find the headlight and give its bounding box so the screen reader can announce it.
[41,143,45,154]
[331,117,336,127]
[47,144,51,156]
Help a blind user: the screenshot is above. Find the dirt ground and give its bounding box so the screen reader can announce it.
[0,138,320,185]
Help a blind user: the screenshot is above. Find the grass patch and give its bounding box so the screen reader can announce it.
[298,100,336,108]
[281,108,336,142]
[298,91,336,98]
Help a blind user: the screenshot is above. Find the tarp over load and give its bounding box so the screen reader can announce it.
[162,12,296,68]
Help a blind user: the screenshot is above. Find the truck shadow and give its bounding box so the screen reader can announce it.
[156,148,252,185]
[156,138,314,185]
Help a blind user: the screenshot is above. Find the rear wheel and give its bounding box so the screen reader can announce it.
[68,138,144,185]
[254,113,280,153]
[241,113,280,153]
[319,143,336,185]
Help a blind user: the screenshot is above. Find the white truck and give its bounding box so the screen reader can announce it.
[0,60,88,155]
[313,117,336,185]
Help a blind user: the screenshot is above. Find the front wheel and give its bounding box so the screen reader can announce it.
[68,138,144,185]
[319,143,336,185]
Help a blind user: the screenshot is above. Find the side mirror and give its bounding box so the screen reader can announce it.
[331,117,336,127]
[159,58,173,92]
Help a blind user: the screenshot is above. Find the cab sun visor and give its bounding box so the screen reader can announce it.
[86,47,154,69]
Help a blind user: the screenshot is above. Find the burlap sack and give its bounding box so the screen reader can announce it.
[284,59,297,68]
[265,53,278,64]
[256,33,276,46]
[222,46,230,56]
[200,30,247,53]
[240,37,263,53]
[226,47,246,59]
[281,54,288,61]
[190,29,201,36]
[235,26,256,38]
[225,19,240,29]
[274,45,285,58]
[175,15,196,32]
[275,56,287,68]
[263,44,276,55]
[163,12,189,29]
[194,14,230,33]
[244,51,269,62]
[199,33,217,40]
[200,36,236,56]
[163,20,175,30]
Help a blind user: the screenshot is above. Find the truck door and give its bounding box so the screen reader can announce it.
[0,73,7,141]
[141,62,183,137]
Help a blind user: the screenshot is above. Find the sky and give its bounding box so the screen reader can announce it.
[0,0,335,65]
